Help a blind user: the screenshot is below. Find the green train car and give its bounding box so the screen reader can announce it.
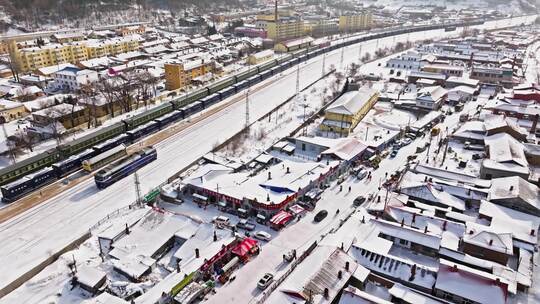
[0,148,62,186]
[123,103,173,130]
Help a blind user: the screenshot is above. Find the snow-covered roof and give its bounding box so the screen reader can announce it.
[279,36,315,48]
[339,286,393,304]
[446,76,479,87]
[488,176,539,212]
[109,212,193,261]
[484,133,528,167]
[326,88,378,116]
[449,85,476,95]
[250,49,274,60]
[373,219,441,250]
[463,222,513,255]
[82,293,128,304]
[386,206,465,251]
[320,138,367,161]
[36,63,79,76]
[32,103,85,118]
[187,160,336,205]
[490,217,536,245]
[399,183,465,211]
[435,260,508,304]
[76,266,106,289]
[417,86,447,103]
[388,283,443,304]
[266,246,357,304]
[173,223,235,274]
[479,200,540,228]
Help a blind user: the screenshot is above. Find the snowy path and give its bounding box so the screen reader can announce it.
[0,15,535,299]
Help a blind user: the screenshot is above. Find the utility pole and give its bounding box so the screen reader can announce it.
[321,53,326,77]
[245,89,250,127]
[340,46,345,69]
[134,171,142,206]
[295,62,300,98]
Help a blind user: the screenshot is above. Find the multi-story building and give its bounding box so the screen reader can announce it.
[320,88,379,136]
[303,19,339,37]
[115,25,146,37]
[9,36,140,73]
[14,43,89,72]
[422,64,464,77]
[50,67,99,92]
[470,65,514,87]
[164,59,216,91]
[338,13,372,32]
[266,17,305,41]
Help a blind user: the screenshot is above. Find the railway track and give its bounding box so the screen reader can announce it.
[0,71,285,224]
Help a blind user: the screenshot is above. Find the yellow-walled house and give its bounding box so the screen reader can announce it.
[320,88,379,136]
[165,59,216,91]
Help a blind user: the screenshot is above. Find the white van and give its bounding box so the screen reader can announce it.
[213,215,231,227]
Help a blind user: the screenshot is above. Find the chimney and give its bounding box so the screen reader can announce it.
[286,167,290,174]
[337,270,343,280]
[424,226,428,233]
[531,229,536,236]
[452,264,458,272]
[345,261,350,271]
[401,218,405,227]
[412,214,416,223]
[442,221,447,231]
[195,248,200,258]
[268,171,272,180]
[469,230,474,235]
[324,288,329,299]
[489,239,493,246]
[531,114,539,134]
[510,185,514,191]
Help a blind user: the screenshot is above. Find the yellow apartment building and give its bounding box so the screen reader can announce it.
[266,18,305,41]
[339,13,373,32]
[165,59,216,91]
[9,36,140,73]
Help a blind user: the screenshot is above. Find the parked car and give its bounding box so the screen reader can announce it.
[254,230,272,241]
[237,219,256,231]
[405,133,417,139]
[390,150,398,158]
[353,196,366,206]
[354,167,368,180]
[314,210,328,222]
[402,138,412,146]
[212,216,230,228]
[257,273,274,290]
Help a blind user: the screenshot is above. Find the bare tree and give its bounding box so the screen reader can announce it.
[95,76,120,118]
[80,84,100,128]
[12,129,37,153]
[41,106,70,146]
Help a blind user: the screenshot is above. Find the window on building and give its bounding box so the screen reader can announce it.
[302,143,306,151]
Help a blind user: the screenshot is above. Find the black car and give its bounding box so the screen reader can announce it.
[353,196,366,206]
[314,210,328,222]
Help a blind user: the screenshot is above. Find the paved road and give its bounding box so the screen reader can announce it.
[0,14,534,299]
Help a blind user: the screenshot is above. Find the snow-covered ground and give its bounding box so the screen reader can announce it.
[0,14,536,302]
